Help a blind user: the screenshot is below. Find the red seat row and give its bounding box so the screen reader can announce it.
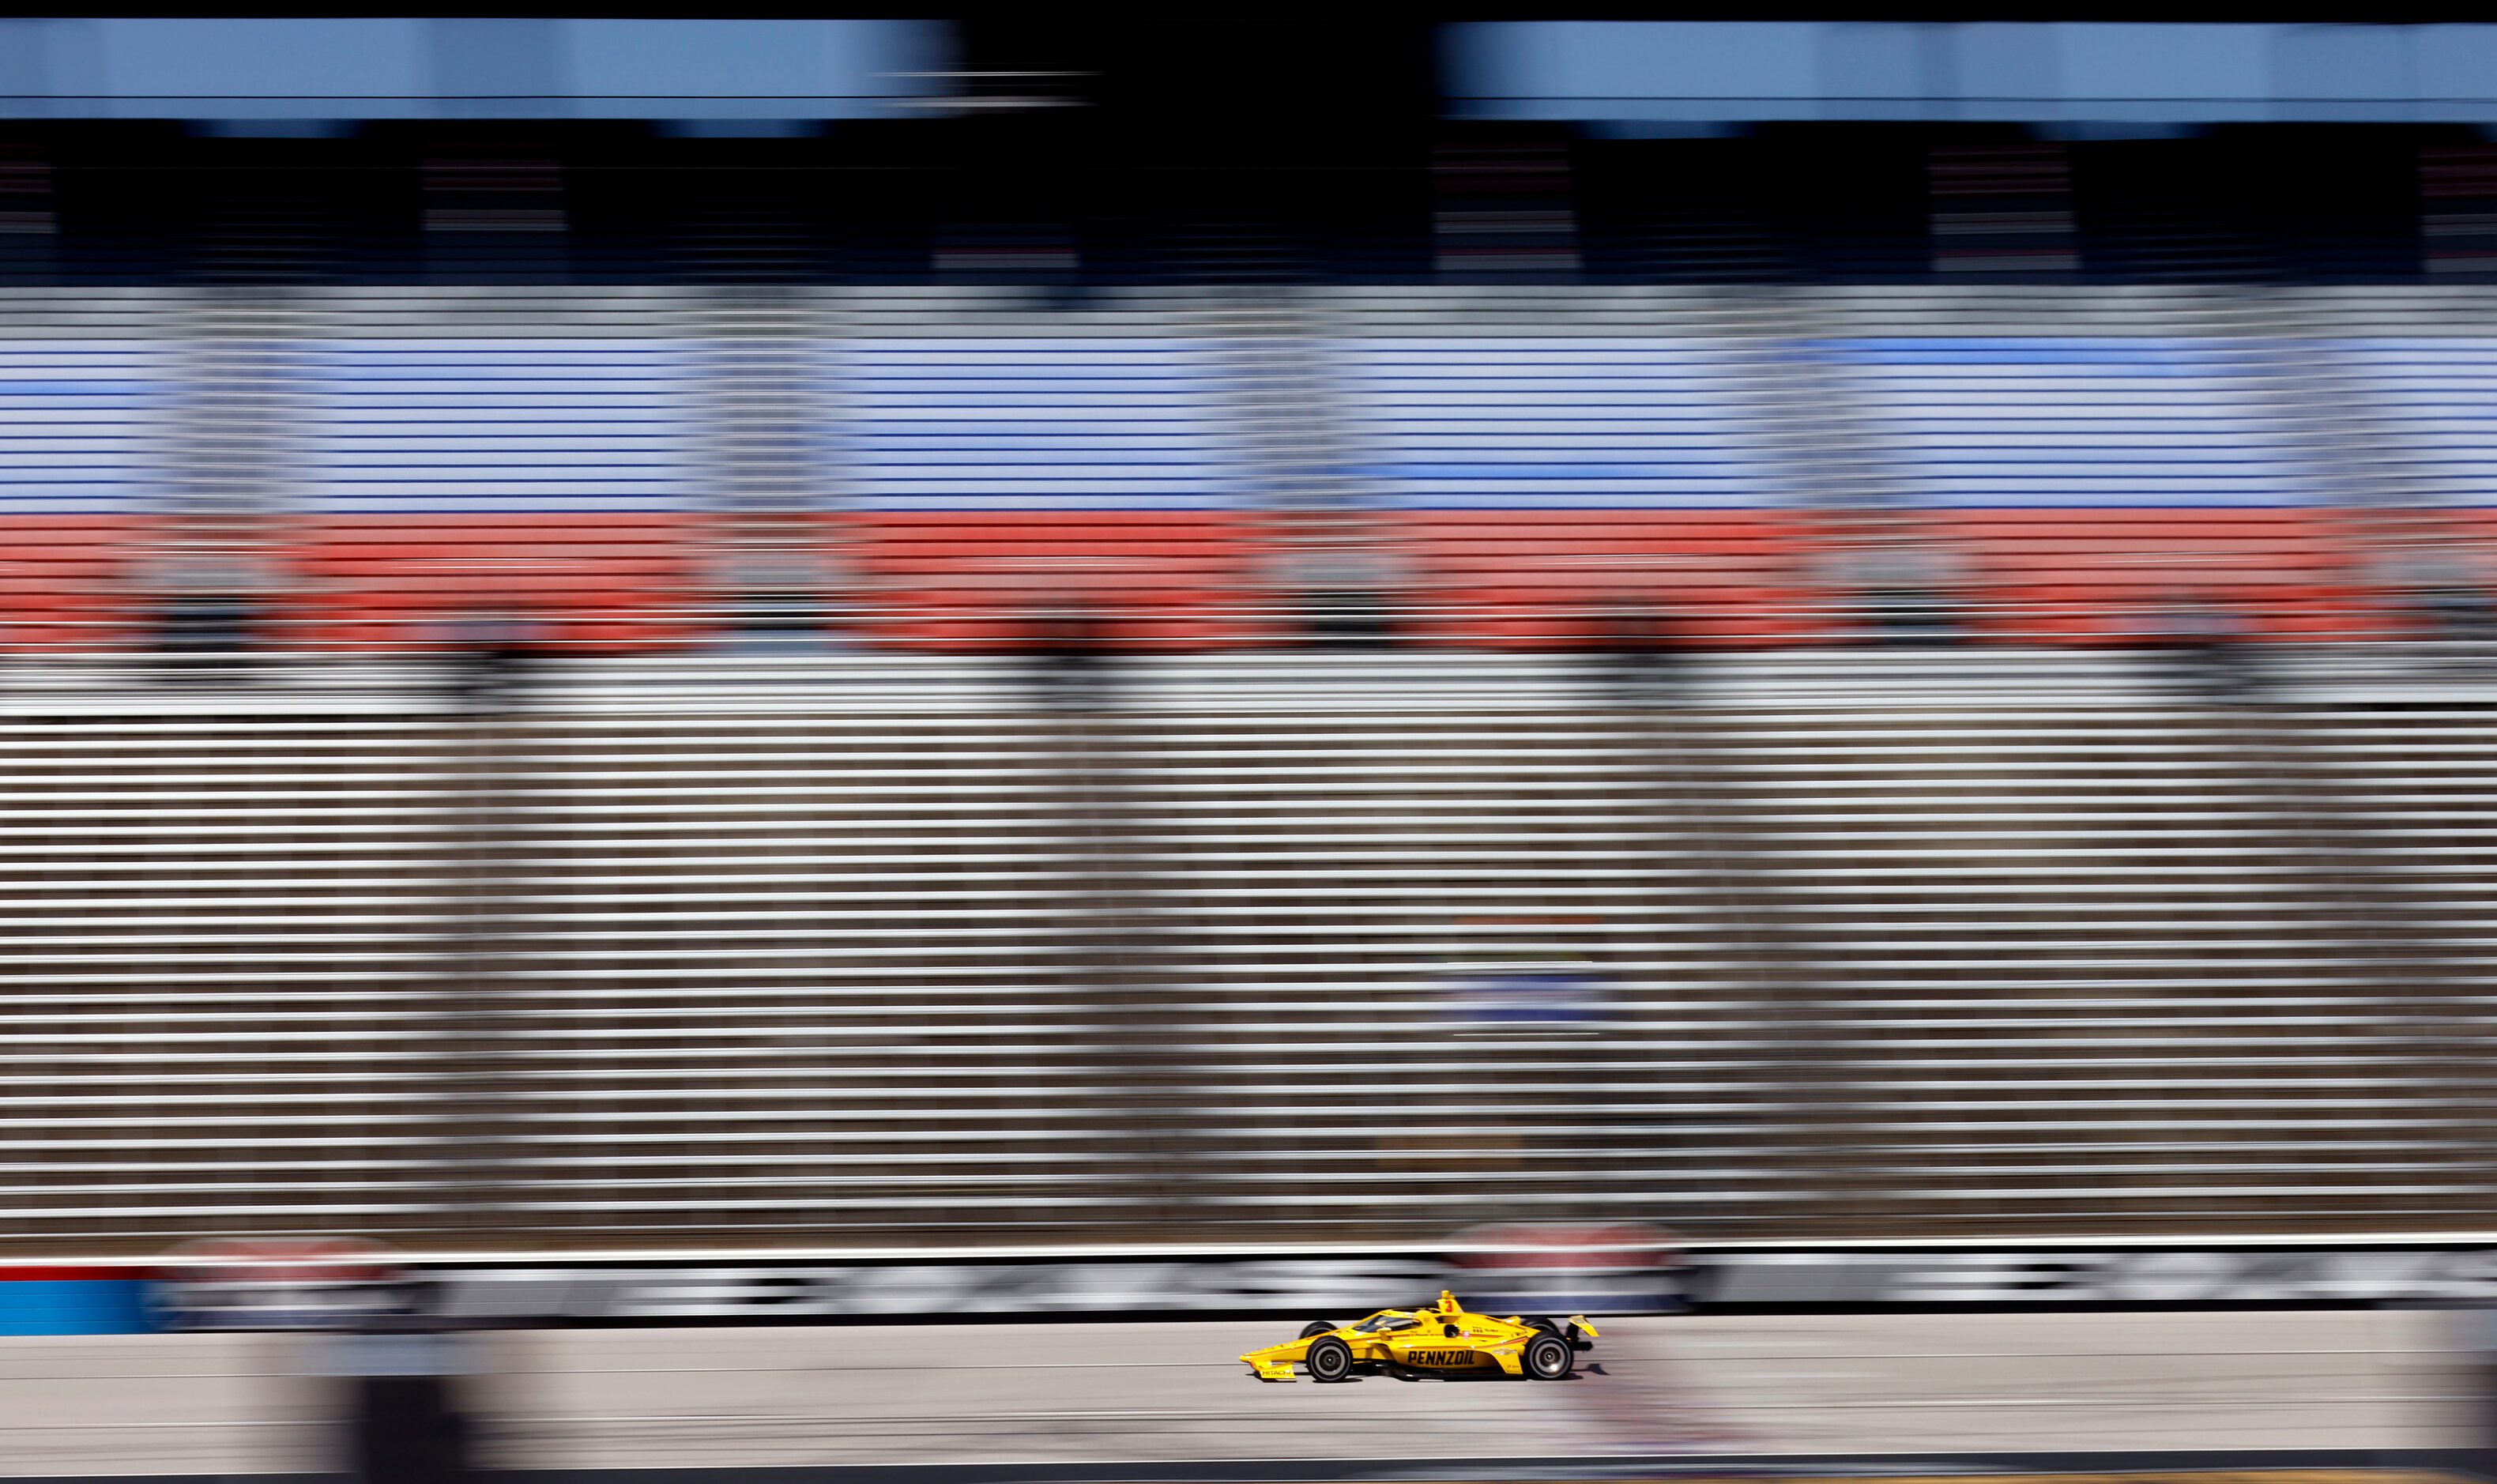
[0,508,2457,653]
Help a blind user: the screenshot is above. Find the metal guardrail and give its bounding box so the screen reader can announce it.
[0,643,2486,710]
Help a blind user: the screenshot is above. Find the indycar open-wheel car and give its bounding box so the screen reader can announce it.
[1240,1290,1596,1381]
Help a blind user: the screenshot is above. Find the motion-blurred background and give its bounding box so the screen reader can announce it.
[8,13,2497,1475]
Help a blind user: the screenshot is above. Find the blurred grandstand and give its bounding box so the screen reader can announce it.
[29,281,2497,656]
[6,17,2497,1267]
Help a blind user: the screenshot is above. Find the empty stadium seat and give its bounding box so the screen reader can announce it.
[848,510,1260,650]
[0,515,146,651]
[1832,337,2382,639]
[6,291,2494,654]
[295,337,704,651]
[1934,510,2378,642]
[1399,511,1820,645]
[291,513,701,653]
[2351,335,2497,506]
[0,339,161,651]
[1337,335,1814,644]
[841,336,1256,647]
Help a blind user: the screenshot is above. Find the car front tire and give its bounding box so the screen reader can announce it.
[1305,1335,1354,1383]
[1525,1334,1573,1380]
[1299,1320,1337,1339]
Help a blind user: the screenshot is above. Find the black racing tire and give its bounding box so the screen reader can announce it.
[1523,1315,1562,1336]
[1305,1335,1355,1383]
[1525,1334,1574,1380]
[1298,1320,1338,1339]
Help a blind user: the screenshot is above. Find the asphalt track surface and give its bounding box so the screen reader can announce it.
[0,1312,2481,1478]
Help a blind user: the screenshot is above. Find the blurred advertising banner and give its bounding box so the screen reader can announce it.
[1443,1222,1683,1313]
[152,1237,411,1332]
[134,1237,2497,1331]
[1690,1247,2497,1308]
[1438,961,1614,1034]
[1436,918,1615,1036]
[146,1231,1684,1328]
[426,1258,1456,1323]
[416,1226,1687,1324]
[0,1265,151,1335]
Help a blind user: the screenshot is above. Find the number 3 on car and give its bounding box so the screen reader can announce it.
[1238,1290,1595,1382]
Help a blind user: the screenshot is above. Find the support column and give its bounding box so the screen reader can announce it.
[1626,705,1887,1232]
[427,703,541,1242]
[694,284,843,646]
[1036,708,1211,1237]
[2200,699,2497,1221]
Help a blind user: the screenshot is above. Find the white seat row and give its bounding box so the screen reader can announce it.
[0,692,2486,1248]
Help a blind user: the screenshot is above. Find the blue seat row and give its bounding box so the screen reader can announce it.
[839,338,1238,510]
[1844,337,2314,509]
[10,333,2497,515]
[0,341,156,512]
[306,341,696,514]
[1344,337,1773,509]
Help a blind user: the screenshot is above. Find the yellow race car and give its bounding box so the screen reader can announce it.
[1240,1290,1595,1382]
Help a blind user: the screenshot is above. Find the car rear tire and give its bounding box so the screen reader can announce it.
[1525,1334,1573,1380]
[1298,1320,1337,1339]
[1305,1335,1354,1383]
